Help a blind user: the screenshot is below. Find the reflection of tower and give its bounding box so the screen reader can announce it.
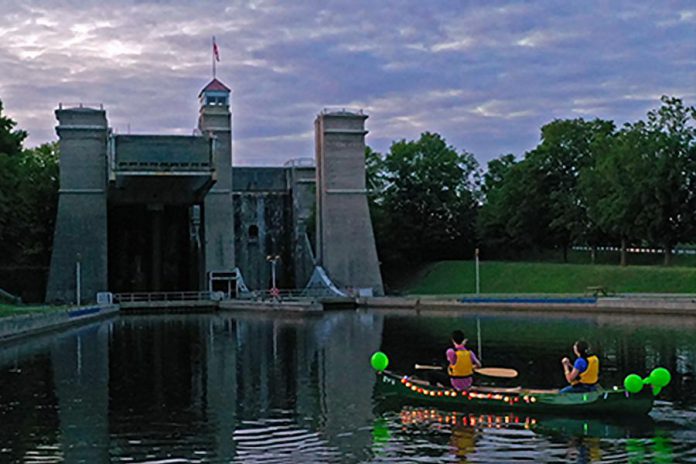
[51,323,110,462]
[314,110,384,295]
[198,79,235,275]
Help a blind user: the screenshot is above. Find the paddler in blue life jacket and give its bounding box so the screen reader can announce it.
[560,339,600,393]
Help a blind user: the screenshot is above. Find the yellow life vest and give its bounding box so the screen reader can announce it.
[448,349,474,378]
[573,355,599,385]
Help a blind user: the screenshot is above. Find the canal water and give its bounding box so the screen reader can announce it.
[1,309,696,463]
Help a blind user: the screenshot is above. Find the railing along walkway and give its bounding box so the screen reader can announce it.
[114,291,219,305]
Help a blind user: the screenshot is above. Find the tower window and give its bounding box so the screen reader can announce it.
[206,96,227,106]
[248,225,259,243]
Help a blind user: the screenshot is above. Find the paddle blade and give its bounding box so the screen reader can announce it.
[414,364,443,371]
[475,367,518,378]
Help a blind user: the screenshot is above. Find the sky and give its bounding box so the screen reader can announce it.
[0,1,694,166]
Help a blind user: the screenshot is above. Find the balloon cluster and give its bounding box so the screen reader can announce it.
[623,367,671,396]
[371,352,389,372]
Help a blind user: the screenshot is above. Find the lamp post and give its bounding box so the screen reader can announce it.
[475,248,480,295]
[266,255,281,292]
[75,252,82,306]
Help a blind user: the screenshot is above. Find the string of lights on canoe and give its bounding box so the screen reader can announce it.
[389,375,539,404]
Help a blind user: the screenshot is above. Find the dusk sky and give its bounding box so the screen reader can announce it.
[0,1,694,166]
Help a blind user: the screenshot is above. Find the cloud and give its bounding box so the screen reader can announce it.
[0,0,693,166]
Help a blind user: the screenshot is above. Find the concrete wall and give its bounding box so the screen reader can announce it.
[233,189,292,290]
[46,107,109,303]
[288,166,316,287]
[114,135,212,168]
[315,112,384,295]
[0,305,118,343]
[232,167,316,290]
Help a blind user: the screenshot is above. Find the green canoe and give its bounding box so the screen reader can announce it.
[376,370,655,416]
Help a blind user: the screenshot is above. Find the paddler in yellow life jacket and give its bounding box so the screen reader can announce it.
[560,339,600,393]
[446,330,482,391]
[427,330,481,391]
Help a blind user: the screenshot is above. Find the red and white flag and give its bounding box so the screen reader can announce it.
[213,37,220,62]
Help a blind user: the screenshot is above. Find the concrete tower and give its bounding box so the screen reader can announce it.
[198,79,235,276]
[46,106,109,303]
[314,110,384,295]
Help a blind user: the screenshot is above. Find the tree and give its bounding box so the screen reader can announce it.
[526,118,615,261]
[640,96,696,265]
[477,154,521,254]
[0,100,26,158]
[0,100,59,267]
[581,122,652,265]
[377,132,480,264]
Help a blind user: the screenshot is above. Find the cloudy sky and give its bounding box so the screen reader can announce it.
[0,1,694,166]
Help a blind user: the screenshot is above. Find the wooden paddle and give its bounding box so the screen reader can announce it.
[414,364,518,379]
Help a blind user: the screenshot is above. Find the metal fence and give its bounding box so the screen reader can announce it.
[114,291,219,303]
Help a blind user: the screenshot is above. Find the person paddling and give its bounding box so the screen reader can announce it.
[560,340,600,393]
[428,329,482,391]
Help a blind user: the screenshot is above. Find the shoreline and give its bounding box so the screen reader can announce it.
[363,295,696,316]
[0,304,119,345]
[3,293,696,344]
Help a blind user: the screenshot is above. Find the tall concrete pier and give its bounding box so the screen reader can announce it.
[314,110,384,295]
[46,107,109,303]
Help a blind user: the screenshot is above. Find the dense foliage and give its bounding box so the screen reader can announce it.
[370,96,696,267]
[0,101,59,267]
[367,132,480,265]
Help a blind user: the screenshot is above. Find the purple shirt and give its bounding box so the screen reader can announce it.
[446,347,480,391]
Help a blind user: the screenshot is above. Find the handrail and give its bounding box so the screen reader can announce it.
[113,291,218,303]
[58,102,104,110]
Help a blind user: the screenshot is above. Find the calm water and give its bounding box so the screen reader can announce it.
[1,309,696,463]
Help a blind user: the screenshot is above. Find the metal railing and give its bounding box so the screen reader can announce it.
[58,102,104,110]
[114,291,219,303]
[240,287,352,301]
[284,157,315,167]
[321,107,364,116]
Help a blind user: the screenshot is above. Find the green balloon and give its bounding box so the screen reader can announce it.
[649,367,671,388]
[624,374,644,394]
[371,351,389,372]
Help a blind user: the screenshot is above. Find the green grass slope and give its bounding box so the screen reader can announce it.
[0,303,67,318]
[407,261,696,295]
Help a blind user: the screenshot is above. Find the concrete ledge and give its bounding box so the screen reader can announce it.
[363,296,696,316]
[220,300,323,313]
[0,304,119,344]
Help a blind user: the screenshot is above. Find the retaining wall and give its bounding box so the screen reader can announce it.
[0,304,119,343]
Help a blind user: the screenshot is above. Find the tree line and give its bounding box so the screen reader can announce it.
[368,96,696,268]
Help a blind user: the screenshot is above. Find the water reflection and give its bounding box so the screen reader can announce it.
[374,406,673,463]
[0,310,695,462]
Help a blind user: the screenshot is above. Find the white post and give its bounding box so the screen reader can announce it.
[475,248,480,295]
[477,317,482,364]
[271,261,277,289]
[267,255,280,290]
[76,253,81,306]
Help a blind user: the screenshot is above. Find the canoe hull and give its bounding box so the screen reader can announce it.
[376,371,654,416]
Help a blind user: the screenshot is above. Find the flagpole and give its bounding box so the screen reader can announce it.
[212,36,216,78]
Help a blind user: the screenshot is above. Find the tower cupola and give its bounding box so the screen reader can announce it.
[198,78,231,108]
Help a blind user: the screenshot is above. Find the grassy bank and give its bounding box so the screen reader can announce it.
[406,261,696,295]
[0,303,67,318]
